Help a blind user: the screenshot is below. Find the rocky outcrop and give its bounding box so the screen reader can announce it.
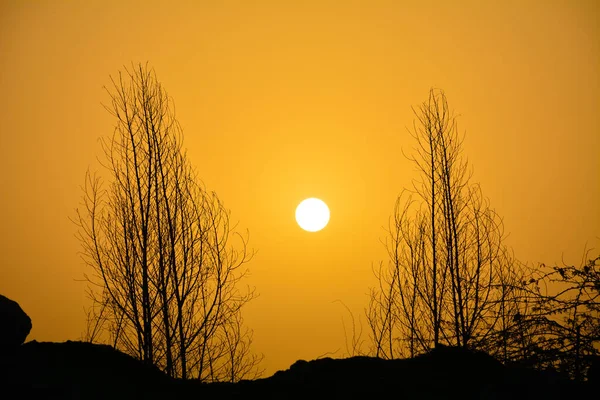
[0,294,32,349]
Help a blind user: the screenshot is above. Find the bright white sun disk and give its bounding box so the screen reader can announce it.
[295,198,330,232]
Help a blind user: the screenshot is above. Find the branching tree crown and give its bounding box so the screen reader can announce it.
[75,63,262,381]
[368,89,522,358]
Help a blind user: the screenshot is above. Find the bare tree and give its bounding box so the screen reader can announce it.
[368,89,521,358]
[75,63,262,381]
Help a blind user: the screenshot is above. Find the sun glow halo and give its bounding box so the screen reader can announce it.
[295,198,330,232]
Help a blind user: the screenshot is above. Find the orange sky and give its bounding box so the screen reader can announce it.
[1,0,598,376]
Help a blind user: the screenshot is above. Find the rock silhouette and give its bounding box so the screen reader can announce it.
[0,294,32,350]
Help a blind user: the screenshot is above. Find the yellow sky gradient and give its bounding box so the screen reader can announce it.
[1,0,598,376]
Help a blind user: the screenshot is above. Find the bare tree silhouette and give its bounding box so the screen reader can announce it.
[368,89,522,358]
[74,63,262,381]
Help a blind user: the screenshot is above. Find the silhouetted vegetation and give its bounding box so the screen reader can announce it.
[73,63,262,381]
[501,251,600,380]
[367,88,599,383]
[368,88,522,357]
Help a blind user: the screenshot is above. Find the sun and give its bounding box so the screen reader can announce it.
[295,198,330,232]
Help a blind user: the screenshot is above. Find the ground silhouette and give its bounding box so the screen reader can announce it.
[0,294,592,399]
[0,340,593,399]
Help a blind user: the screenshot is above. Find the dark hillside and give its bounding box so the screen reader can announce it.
[1,341,170,399]
[1,341,592,399]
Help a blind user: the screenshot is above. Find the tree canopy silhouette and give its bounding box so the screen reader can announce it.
[510,250,600,380]
[368,88,522,358]
[74,63,262,381]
